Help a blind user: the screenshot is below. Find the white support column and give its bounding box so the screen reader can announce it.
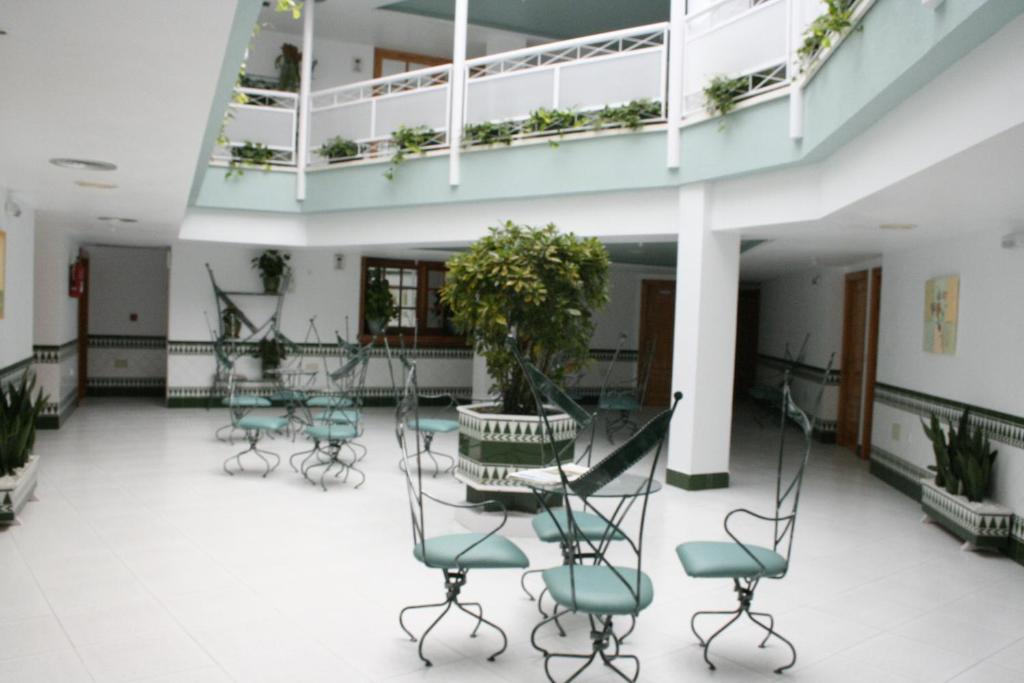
[448,0,468,187]
[787,0,804,140]
[666,0,685,168]
[667,184,741,490]
[296,0,314,200]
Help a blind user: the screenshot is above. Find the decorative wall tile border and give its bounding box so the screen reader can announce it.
[32,339,78,364]
[0,357,33,387]
[37,385,79,429]
[756,354,840,385]
[875,383,1024,449]
[87,377,166,397]
[88,335,167,350]
[166,384,472,407]
[588,348,638,363]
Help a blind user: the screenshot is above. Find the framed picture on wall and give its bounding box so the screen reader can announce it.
[923,275,959,355]
[0,229,6,319]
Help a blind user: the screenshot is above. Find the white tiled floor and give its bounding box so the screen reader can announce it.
[1,398,1021,682]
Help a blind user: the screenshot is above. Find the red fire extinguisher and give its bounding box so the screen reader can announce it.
[69,259,85,298]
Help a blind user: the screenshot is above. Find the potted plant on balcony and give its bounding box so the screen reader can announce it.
[318,136,360,164]
[364,267,398,335]
[251,249,291,294]
[921,409,1011,550]
[0,373,48,524]
[441,221,610,511]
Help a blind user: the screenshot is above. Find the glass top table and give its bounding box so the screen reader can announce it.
[522,472,662,498]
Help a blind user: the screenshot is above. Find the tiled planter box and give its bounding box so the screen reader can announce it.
[0,455,40,525]
[455,403,577,513]
[920,479,1012,550]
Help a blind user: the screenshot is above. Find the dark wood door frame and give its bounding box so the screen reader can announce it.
[837,271,868,452]
[859,268,882,458]
[76,252,90,401]
[638,279,676,407]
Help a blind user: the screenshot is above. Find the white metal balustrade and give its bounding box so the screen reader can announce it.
[212,87,298,165]
[212,0,853,177]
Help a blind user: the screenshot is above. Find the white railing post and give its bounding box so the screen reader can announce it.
[788,0,804,140]
[666,0,686,168]
[296,0,314,199]
[448,0,468,187]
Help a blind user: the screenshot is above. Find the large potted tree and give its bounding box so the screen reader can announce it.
[0,373,48,524]
[921,409,1011,550]
[441,222,610,511]
[364,267,399,335]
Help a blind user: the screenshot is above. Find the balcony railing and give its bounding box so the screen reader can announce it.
[214,0,860,180]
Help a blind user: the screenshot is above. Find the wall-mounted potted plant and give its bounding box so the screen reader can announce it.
[251,249,291,294]
[441,221,610,511]
[255,336,288,379]
[318,136,360,164]
[0,373,48,525]
[921,409,1011,550]
[221,305,243,339]
[275,43,302,91]
[364,267,398,334]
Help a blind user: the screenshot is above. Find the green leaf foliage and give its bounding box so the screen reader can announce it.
[703,74,749,126]
[251,249,291,278]
[593,99,663,131]
[921,408,999,503]
[463,121,516,147]
[385,125,440,180]
[797,0,856,66]
[226,141,274,178]
[364,267,399,328]
[318,136,360,162]
[441,222,610,415]
[0,373,48,477]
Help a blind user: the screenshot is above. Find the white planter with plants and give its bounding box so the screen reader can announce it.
[920,410,1009,550]
[1,373,48,525]
[441,221,610,513]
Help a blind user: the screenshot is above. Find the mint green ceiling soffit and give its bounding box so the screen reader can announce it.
[379,0,670,40]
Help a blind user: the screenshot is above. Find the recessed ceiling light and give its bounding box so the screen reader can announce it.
[50,158,117,171]
[75,180,118,190]
[879,223,916,231]
[97,216,137,224]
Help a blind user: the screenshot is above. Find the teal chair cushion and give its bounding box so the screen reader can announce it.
[600,395,640,411]
[237,415,288,431]
[532,508,626,544]
[316,409,361,423]
[306,395,355,407]
[271,390,306,402]
[223,396,271,407]
[305,424,357,441]
[676,541,788,579]
[408,418,459,433]
[543,565,653,615]
[413,533,529,570]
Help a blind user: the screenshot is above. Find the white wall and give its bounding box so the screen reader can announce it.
[87,245,169,337]
[872,227,1024,515]
[757,266,844,369]
[0,187,34,373]
[33,224,79,347]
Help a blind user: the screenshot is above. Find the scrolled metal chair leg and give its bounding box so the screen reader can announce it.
[747,611,796,674]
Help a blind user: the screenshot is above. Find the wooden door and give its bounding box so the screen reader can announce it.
[639,279,676,407]
[76,254,89,400]
[859,268,882,458]
[734,288,760,393]
[373,48,447,78]
[837,271,868,450]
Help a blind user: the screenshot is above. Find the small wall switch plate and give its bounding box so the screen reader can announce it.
[334,254,344,270]
[114,359,128,369]
[353,57,362,72]
[891,423,901,441]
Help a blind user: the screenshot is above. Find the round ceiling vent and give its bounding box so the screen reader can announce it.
[49,158,117,171]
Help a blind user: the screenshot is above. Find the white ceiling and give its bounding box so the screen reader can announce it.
[257,1,545,59]
[739,122,1024,282]
[0,0,241,244]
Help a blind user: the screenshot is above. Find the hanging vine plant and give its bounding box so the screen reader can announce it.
[464,121,516,147]
[384,125,439,180]
[593,98,663,131]
[797,0,858,68]
[703,74,749,129]
[319,136,360,163]
[226,141,275,178]
[524,107,588,147]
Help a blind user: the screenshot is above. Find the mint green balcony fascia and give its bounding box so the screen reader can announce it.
[190,0,1023,216]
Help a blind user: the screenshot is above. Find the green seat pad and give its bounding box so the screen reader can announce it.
[414,533,529,570]
[408,418,459,433]
[532,509,626,544]
[543,565,653,615]
[223,396,271,407]
[676,541,787,579]
[306,396,355,407]
[237,415,288,431]
[600,395,639,411]
[316,409,361,423]
[305,424,357,441]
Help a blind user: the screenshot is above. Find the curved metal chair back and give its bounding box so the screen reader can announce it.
[767,374,815,569]
[397,358,428,551]
[636,335,656,405]
[597,332,628,404]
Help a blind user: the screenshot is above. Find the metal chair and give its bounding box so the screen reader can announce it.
[599,334,656,443]
[290,347,369,490]
[675,374,814,674]
[396,357,529,667]
[221,363,288,477]
[521,342,682,681]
